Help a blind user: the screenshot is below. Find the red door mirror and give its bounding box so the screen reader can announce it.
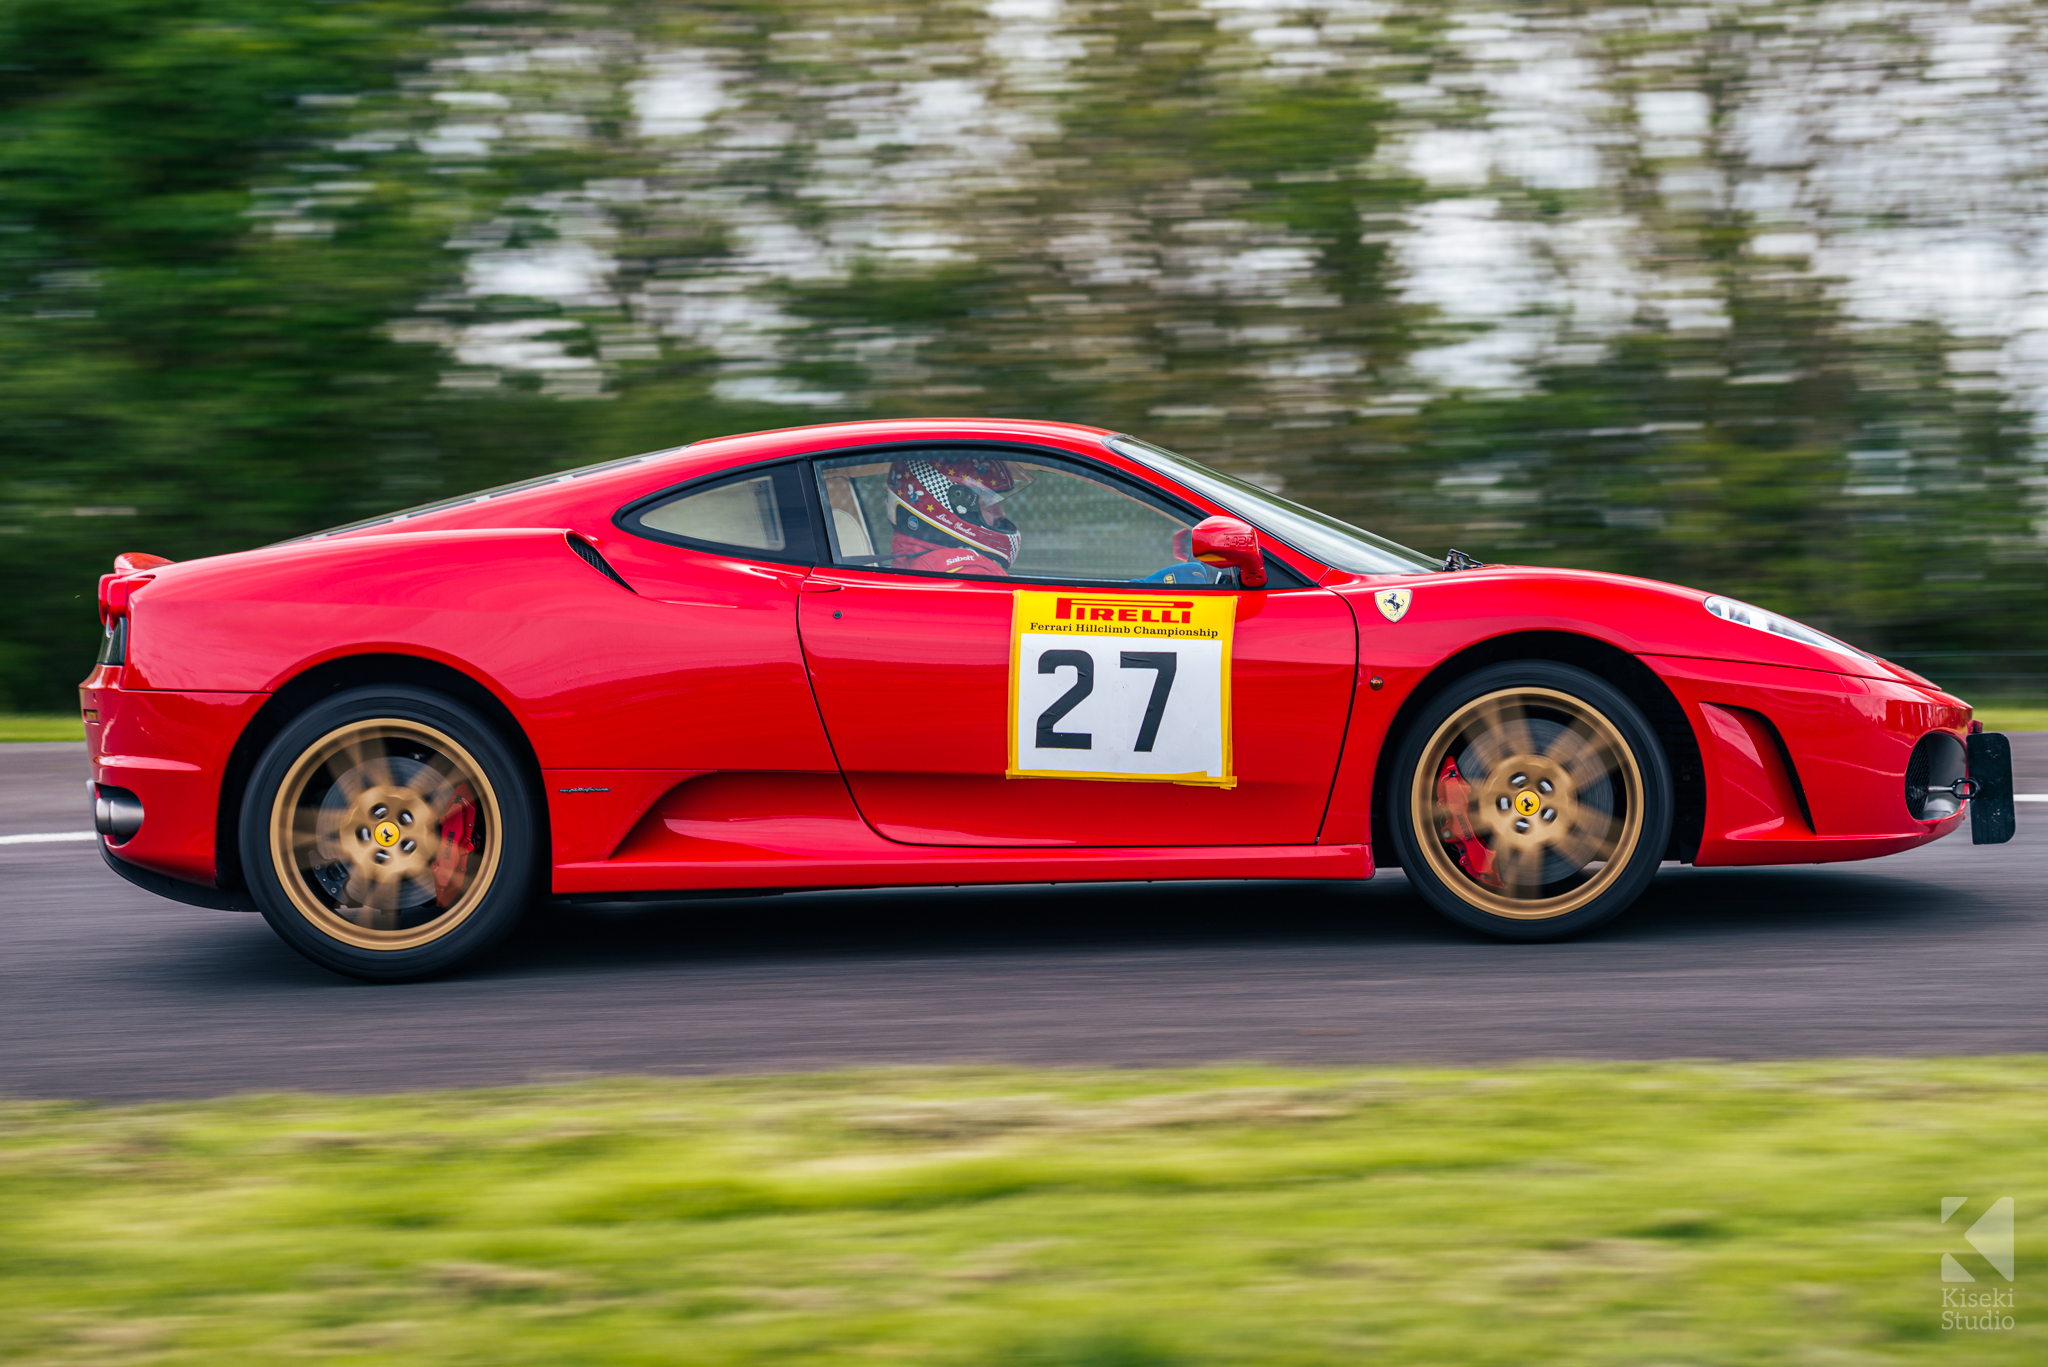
[1189,515,1267,588]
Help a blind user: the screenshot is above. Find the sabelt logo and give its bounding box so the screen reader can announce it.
[1055,597,1197,625]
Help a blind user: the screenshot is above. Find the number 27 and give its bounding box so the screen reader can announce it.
[1035,650,1177,752]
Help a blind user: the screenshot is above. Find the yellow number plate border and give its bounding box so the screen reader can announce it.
[1004,589,1237,787]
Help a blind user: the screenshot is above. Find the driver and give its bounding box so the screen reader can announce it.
[886,456,1030,574]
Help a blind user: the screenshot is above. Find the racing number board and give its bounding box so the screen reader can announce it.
[1007,590,1236,787]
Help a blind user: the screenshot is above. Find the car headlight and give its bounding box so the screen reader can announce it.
[1702,595,1869,662]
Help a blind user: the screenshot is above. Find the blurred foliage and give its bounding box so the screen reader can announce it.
[0,0,462,708]
[4,0,2047,709]
[2,1062,2044,1362]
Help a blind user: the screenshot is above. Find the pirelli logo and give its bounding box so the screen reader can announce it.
[1054,597,1196,625]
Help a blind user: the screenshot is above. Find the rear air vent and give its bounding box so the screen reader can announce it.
[567,534,635,592]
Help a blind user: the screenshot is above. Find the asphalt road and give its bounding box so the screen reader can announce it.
[4,738,2044,1101]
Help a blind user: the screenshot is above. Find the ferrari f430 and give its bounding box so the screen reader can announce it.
[79,420,2016,978]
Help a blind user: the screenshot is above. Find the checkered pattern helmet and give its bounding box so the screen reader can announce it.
[887,456,1027,570]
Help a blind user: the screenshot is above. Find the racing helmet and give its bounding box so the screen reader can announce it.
[887,455,1029,571]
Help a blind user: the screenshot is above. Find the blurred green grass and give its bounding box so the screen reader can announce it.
[1974,704,2048,733]
[2,1062,2040,1363]
[0,714,83,742]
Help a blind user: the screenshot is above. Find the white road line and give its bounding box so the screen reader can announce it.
[2017,794,2048,803]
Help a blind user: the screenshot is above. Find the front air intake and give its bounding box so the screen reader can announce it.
[567,534,635,592]
[1904,731,1968,820]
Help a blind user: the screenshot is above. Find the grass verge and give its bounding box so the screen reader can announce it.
[0,713,83,742]
[2,1061,2041,1364]
[1972,704,2048,733]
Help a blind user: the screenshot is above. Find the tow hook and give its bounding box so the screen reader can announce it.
[1908,778,1980,804]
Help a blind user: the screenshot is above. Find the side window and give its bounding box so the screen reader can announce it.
[814,449,1219,585]
[620,463,815,562]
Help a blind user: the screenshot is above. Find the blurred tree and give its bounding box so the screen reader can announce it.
[3,0,2044,711]
[0,0,459,708]
[773,0,1433,491]
[1373,3,2045,663]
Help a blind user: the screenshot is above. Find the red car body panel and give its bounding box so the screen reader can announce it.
[80,670,265,886]
[559,763,1366,894]
[796,569,1356,847]
[1646,655,1969,863]
[81,418,1975,901]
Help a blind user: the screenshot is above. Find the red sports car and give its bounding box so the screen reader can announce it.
[81,419,2016,979]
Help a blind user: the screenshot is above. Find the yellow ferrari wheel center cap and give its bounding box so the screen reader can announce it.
[1513,791,1541,817]
[373,821,401,848]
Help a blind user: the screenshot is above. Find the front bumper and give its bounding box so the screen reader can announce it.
[1644,654,1978,866]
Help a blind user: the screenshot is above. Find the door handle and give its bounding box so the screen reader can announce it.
[798,580,843,593]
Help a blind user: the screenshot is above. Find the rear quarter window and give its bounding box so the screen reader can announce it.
[618,463,816,563]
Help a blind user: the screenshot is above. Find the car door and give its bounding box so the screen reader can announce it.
[796,444,1357,847]
[597,459,840,775]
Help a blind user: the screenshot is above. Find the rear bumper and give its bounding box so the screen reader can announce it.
[99,838,255,911]
[80,669,266,891]
[1643,655,1972,866]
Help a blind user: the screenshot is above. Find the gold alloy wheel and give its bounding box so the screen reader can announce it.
[1408,686,1645,921]
[266,719,502,951]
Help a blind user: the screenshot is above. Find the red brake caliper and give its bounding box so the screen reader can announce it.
[1434,755,1502,889]
[431,784,477,906]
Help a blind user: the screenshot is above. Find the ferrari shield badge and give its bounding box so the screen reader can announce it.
[1374,588,1413,623]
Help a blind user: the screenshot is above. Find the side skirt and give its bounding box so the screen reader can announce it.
[555,843,1372,897]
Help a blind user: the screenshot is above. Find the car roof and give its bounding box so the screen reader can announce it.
[298,418,1116,542]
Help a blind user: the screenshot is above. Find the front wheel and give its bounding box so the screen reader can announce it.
[239,686,538,981]
[1386,662,1673,941]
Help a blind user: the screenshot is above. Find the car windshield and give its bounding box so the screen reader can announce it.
[1103,435,1439,575]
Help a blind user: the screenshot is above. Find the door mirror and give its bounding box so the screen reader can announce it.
[1190,515,1267,588]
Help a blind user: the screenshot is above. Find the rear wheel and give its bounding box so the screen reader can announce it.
[240,686,537,980]
[1387,662,1672,941]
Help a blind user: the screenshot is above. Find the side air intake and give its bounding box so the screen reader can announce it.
[567,534,635,592]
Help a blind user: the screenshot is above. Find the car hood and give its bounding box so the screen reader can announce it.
[1328,564,1953,696]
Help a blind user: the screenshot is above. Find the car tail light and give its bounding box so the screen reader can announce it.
[97,554,171,625]
[98,572,153,625]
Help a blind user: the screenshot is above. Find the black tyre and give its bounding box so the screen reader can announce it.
[239,685,538,981]
[1386,661,1673,941]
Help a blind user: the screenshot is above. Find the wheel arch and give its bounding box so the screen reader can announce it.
[215,653,548,892]
[1369,630,1706,867]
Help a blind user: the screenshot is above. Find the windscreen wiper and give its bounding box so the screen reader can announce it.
[1442,548,1484,572]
